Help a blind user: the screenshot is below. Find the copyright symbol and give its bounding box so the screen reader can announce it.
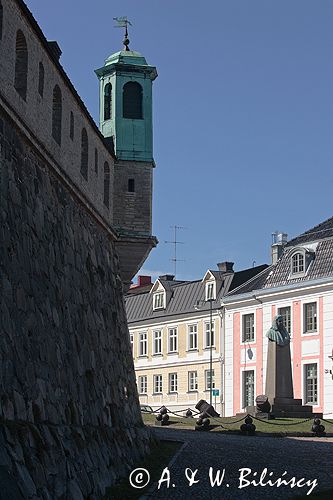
[129,468,150,489]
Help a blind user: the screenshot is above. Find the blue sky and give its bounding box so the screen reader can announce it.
[26,0,333,281]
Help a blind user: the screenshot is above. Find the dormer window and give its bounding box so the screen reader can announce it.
[153,291,165,310]
[289,246,315,278]
[205,281,216,301]
[292,252,304,274]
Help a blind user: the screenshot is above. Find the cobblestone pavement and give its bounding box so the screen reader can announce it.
[142,427,333,499]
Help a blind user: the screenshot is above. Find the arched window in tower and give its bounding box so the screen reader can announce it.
[123,81,142,119]
[81,128,88,180]
[38,62,44,97]
[52,85,62,145]
[69,111,74,140]
[104,83,112,120]
[103,161,110,207]
[14,30,28,100]
[0,2,3,40]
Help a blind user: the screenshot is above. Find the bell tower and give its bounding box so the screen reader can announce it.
[95,24,157,162]
[95,22,158,287]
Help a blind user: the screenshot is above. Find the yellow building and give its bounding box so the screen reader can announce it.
[125,263,267,415]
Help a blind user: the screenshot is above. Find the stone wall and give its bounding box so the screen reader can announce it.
[0,109,152,498]
[0,0,115,227]
[113,160,153,236]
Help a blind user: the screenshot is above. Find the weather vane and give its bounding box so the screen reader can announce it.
[113,16,132,51]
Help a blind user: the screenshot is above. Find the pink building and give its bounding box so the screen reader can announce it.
[222,217,333,417]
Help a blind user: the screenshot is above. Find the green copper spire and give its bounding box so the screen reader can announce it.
[95,24,157,162]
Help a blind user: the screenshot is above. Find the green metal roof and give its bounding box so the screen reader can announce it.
[104,50,148,67]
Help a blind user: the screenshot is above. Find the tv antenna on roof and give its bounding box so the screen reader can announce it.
[165,225,186,279]
[113,16,132,51]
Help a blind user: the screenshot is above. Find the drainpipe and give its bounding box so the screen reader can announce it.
[218,306,225,416]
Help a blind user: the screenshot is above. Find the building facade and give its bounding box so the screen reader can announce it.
[222,219,333,417]
[126,263,267,414]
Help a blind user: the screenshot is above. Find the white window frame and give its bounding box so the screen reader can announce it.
[303,362,319,406]
[291,251,304,275]
[205,281,216,301]
[205,369,215,391]
[138,375,147,394]
[168,372,178,393]
[153,329,162,355]
[241,312,255,343]
[188,324,198,350]
[302,301,318,335]
[138,331,147,357]
[130,333,134,356]
[153,291,165,310]
[153,374,163,394]
[242,369,255,408]
[168,327,178,353]
[204,320,215,348]
[188,371,198,392]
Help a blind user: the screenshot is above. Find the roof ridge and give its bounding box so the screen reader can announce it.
[287,215,333,245]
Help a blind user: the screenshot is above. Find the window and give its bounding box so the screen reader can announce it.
[188,371,198,392]
[292,252,304,275]
[138,375,147,394]
[242,370,254,408]
[123,81,143,119]
[14,30,28,100]
[153,292,165,310]
[188,324,198,350]
[304,302,317,333]
[153,330,162,355]
[205,321,215,348]
[304,364,318,405]
[242,313,254,342]
[104,83,112,120]
[139,332,147,357]
[52,85,62,145]
[168,328,178,353]
[130,334,134,355]
[38,62,44,97]
[153,374,162,394]
[94,148,98,174]
[69,111,74,140]
[80,128,88,179]
[278,306,291,334]
[206,281,215,301]
[0,2,3,40]
[103,162,110,207]
[169,373,178,393]
[205,369,215,391]
[128,178,135,192]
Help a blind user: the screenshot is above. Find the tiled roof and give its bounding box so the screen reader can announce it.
[125,265,268,323]
[286,216,333,247]
[226,216,333,297]
[263,239,333,288]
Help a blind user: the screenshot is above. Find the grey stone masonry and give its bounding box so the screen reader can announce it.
[0,110,152,498]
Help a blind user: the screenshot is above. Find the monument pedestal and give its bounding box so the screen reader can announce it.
[265,340,317,418]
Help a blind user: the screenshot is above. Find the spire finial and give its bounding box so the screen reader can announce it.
[113,17,132,51]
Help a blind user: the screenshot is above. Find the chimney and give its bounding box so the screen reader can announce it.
[137,275,151,287]
[217,262,234,273]
[271,232,288,264]
[158,274,175,281]
[47,41,62,61]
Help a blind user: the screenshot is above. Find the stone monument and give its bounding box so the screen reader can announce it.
[265,315,315,418]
